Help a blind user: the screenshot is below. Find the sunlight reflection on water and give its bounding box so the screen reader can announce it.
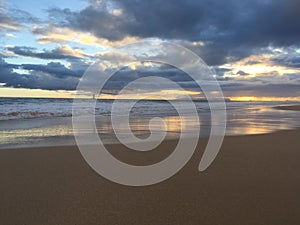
[0,102,300,148]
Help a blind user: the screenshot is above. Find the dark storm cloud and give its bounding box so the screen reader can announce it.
[21,62,84,78]
[2,71,79,90]
[6,46,82,60]
[0,57,79,90]
[0,57,16,77]
[46,0,300,65]
[2,0,300,95]
[272,55,300,69]
[245,60,261,65]
[221,83,300,98]
[236,71,249,76]
[1,54,299,98]
[1,56,193,91]
[213,67,231,77]
[99,65,196,93]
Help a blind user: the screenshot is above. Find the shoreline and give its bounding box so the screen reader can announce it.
[1,126,300,150]
[1,102,300,150]
[273,104,300,111]
[1,128,300,224]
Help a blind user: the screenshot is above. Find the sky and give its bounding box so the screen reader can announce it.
[0,0,300,100]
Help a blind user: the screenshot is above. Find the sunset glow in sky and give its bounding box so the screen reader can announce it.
[1,0,300,101]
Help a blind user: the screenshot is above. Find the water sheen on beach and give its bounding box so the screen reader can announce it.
[0,97,300,148]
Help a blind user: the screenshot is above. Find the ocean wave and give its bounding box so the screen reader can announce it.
[0,111,73,121]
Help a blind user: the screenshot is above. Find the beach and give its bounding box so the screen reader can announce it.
[1,0,299,223]
[1,128,300,225]
[274,105,300,111]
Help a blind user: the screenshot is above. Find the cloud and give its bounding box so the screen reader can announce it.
[44,0,300,65]
[6,45,85,60]
[219,51,300,79]
[221,83,300,98]
[1,52,300,99]
[4,33,15,37]
[0,3,39,33]
[271,49,300,69]
[0,13,23,32]
[213,67,231,77]
[236,70,249,76]
[1,0,300,99]
[0,56,80,90]
[20,62,84,78]
[32,24,139,47]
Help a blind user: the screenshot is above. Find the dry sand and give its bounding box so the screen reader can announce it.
[0,129,300,225]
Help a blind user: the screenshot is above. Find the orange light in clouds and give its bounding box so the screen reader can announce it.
[99,89,201,100]
[1,87,300,102]
[230,96,300,102]
[0,87,201,100]
[0,87,77,98]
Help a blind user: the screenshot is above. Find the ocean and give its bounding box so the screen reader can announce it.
[0,97,300,148]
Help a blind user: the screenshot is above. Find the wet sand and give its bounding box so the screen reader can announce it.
[274,105,300,111]
[0,129,300,225]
